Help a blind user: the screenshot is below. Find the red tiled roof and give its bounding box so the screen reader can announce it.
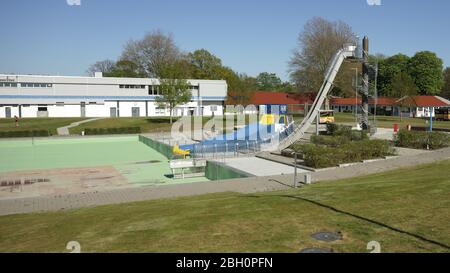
[331,97,362,105]
[250,92,314,105]
[375,97,398,106]
[399,96,450,107]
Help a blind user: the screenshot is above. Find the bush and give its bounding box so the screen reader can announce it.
[396,129,450,150]
[310,135,350,147]
[326,123,368,141]
[83,127,141,135]
[291,140,395,169]
[0,130,49,138]
[0,130,50,138]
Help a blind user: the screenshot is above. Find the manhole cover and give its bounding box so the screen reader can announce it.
[299,248,334,253]
[311,231,342,242]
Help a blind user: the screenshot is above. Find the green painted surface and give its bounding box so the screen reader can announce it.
[0,136,209,185]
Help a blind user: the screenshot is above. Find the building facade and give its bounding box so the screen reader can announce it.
[0,73,227,118]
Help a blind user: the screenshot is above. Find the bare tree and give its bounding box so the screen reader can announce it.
[289,17,356,93]
[86,59,115,76]
[121,30,181,78]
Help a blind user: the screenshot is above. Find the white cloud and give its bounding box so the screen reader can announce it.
[66,0,81,6]
[366,0,382,6]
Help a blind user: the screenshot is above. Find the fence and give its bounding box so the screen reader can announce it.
[205,160,254,180]
[138,135,173,159]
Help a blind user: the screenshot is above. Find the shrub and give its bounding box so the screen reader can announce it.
[291,140,395,169]
[83,127,141,135]
[310,135,350,147]
[396,129,450,150]
[326,123,340,135]
[0,130,49,138]
[326,123,368,141]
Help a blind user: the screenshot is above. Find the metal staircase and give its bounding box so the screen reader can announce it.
[278,44,357,151]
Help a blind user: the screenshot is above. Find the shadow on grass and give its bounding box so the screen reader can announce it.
[274,194,450,251]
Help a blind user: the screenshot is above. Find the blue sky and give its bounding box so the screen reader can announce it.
[1,0,449,81]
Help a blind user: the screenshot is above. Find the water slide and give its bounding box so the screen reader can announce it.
[174,114,294,157]
[277,44,357,151]
[173,44,356,157]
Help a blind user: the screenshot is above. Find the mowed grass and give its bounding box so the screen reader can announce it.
[335,113,450,130]
[0,118,85,135]
[69,116,254,135]
[69,117,175,134]
[1,160,450,253]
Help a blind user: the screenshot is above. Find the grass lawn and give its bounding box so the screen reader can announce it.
[335,113,450,130]
[0,118,86,135]
[1,160,449,253]
[69,117,177,135]
[69,116,257,135]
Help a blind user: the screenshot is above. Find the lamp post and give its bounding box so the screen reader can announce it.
[351,67,359,125]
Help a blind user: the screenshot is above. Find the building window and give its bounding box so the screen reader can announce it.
[56,102,64,106]
[20,83,52,88]
[38,107,48,112]
[0,82,18,87]
[120,84,146,89]
[155,107,165,114]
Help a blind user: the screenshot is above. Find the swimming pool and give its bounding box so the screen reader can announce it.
[0,135,209,186]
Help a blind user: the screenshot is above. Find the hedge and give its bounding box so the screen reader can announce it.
[326,123,368,141]
[396,129,450,150]
[83,127,141,135]
[292,139,395,169]
[0,130,50,138]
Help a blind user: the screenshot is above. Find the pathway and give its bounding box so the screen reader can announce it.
[56,118,105,136]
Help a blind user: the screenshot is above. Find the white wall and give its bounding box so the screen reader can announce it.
[48,105,81,117]
[85,102,116,117]
[21,105,39,118]
[0,106,19,118]
[119,101,146,117]
[415,107,435,118]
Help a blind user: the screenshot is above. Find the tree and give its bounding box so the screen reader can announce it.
[255,72,282,91]
[86,59,115,76]
[391,72,419,120]
[155,63,192,124]
[104,60,146,78]
[289,17,356,93]
[121,30,181,78]
[408,51,444,95]
[442,67,450,99]
[377,54,410,96]
[389,72,419,98]
[187,49,223,79]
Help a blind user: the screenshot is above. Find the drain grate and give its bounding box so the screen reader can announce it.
[311,231,342,242]
[0,178,50,187]
[299,248,334,253]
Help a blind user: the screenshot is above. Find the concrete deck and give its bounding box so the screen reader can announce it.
[220,157,307,176]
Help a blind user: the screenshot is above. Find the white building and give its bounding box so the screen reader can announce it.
[0,73,227,118]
